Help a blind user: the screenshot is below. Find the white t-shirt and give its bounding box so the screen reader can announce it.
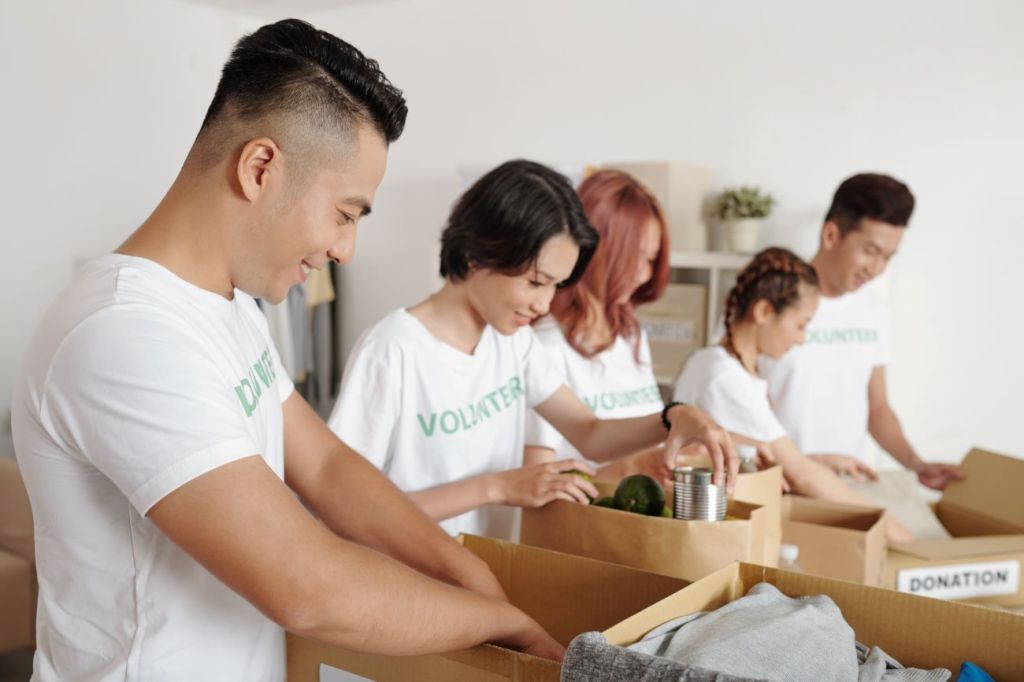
[759,288,890,460]
[327,309,563,539]
[524,316,662,461]
[12,255,293,682]
[673,346,787,443]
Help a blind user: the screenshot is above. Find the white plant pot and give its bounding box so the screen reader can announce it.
[724,218,761,254]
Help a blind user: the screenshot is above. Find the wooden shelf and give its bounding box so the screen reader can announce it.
[668,251,750,269]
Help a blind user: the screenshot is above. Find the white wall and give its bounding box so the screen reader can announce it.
[3,0,1022,463]
[0,0,265,455]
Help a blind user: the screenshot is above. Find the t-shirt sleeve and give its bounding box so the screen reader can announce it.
[698,367,787,443]
[875,299,892,366]
[44,310,277,516]
[523,335,570,450]
[521,327,565,408]
[326,338,400,470]
[266,326,295,404]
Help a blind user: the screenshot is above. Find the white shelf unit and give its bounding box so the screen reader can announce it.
[668,251,751,342]
[651,251,751,387]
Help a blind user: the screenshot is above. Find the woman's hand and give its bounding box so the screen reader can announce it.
[808,454,879,483]
[492,459,598,507]
[663,405,738,493]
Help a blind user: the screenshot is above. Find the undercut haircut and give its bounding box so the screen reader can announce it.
[196,18,407,163]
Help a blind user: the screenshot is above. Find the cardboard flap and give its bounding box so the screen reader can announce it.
[938,448,1024,532]
[459,534,686,646]
[890,534,1024,560]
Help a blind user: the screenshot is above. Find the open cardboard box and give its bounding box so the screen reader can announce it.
[887,448,1024,605]
[601,562,1024,681]
[521,476,770,582]
[287,535,688,681]
[782,494,887,586]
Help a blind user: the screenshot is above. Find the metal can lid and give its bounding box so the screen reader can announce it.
[673,466,714,484]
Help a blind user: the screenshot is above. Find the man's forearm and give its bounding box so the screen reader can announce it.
[289,531,536,655]
[868,405,922,471]
[302,443,493,589]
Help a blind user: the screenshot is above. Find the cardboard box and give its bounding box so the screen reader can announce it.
[602,562,1024,681]
[782,495,887,586]
[0,549,35,652]
[521,480,767,582]
[287,535,688,682]
[601,161,712,252]
[674,453,783,566]
[635,282,706,384]
[0,456,35,653]
[732,465,783,567]
[886,447,1024,605]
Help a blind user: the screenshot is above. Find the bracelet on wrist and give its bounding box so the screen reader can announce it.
[661,401,686,431]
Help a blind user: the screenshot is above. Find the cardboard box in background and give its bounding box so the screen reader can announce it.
[782,495,887,586]
[602,161,712,252]
[287,535,688,682]
[601,562,1024,681]
[521,479,766,583]
[635,282,706,384]
[887,448,1024,606]
[0,456,36,653]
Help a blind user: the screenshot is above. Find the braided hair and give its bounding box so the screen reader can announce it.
[722,247,819,360]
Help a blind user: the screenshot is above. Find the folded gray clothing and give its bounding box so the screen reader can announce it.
[561,583,950,682]
[628,582,859,681]
[856,643,950,682]
[561,631,764,682]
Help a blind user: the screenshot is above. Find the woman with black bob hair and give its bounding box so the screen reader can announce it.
[328,160,736,540]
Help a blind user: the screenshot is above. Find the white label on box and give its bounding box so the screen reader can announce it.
[896,560,1020,600]
[641,319,695,343]
[320,664,374,682]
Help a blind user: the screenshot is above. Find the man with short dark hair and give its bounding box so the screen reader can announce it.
[760,173,963,490]
[12,19,561,681]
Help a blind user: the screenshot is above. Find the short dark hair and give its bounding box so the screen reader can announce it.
[440,160,599,286]
[825,173,915,236]
[201,18,407,143]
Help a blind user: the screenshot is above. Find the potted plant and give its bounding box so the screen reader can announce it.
[715,186,776,253]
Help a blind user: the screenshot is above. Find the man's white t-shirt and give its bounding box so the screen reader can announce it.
[673,346,787,443]
[759,288,890,460]
[327,309,563,540]
[524,316,662,461]
[12,255,293,682]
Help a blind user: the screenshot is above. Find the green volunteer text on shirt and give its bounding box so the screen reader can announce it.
[806,328,879,345]
[234,347,277,417]
[582,384,661,412]
[416,375,525,436]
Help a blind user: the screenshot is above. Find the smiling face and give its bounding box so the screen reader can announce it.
[232,122,388,303]
[818,218,905,295]
[464,233,581,336]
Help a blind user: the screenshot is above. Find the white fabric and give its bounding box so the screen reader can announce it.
[759,288,891,460]
[327,309,563,540]
[260,298,297,380]
[673,346,787,443]
[524,316,662,462]
[12,254,293,682]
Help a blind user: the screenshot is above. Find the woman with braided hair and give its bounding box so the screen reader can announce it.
[674,247,914,543]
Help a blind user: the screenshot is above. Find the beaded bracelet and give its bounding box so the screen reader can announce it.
[661,401,686,431]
